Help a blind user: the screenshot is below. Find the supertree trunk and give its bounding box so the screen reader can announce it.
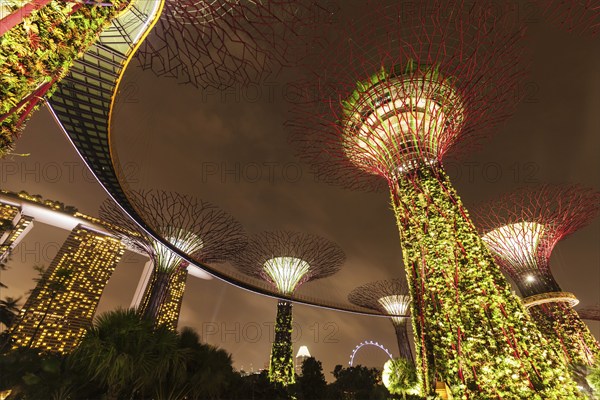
[0,0,130,155]
[270,300,295,386]
[390,164,580,398]
[138,269,172,327]
[528,302,600,367]
[393,322,413,364]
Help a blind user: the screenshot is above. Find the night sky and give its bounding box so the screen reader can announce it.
[1,0,599,381]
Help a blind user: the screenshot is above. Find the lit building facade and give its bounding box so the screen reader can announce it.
[9,224,124,353]
[0,201,34,263]
[295,345,311,375]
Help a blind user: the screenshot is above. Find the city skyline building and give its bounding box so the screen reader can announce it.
[0,189,245,337]
[0,201,34,264]
[295,345,311,375]
[9,224,124,353]
[0,190,119,264]
[0,189,148,352]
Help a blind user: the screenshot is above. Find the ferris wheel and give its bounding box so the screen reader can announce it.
[348,340,393,366]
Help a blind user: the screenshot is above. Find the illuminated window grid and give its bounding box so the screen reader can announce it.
[1,202,34,262]
[0,203,19,224]
[10,224,124,353]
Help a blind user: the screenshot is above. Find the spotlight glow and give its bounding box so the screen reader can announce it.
[263,256,310,295]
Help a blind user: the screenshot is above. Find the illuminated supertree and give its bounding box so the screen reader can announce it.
[475,184,600,367]
[289,1,581,397]
[0,0,129,156]
[533,0,600,36]
[348,279,413,363]
[233,230,344,386]
[136,0,329,89]
[100,190,246,330]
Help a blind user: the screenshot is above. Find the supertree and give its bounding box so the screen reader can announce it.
[288,1,581,397]
[348,279,413,363]
[100,190,246,330]
[135,0,330,89]
[532,0,600,36]
[233,230,344,386]
[0,0,129,156]
[475,184,600,367]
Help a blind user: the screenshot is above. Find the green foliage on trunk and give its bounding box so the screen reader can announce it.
[529,302,600,367]
[0,0,128,157]
[588,360,600,397]
[391,164,582,398]
[269,300,295,386]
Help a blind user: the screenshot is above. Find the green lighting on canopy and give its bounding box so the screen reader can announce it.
[263,256,310,295]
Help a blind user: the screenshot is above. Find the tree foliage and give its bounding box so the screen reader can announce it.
[296,357,327,399]
[327,364,386,400]
[1,309,236,399]
[589,360,600,398]
[382,358,419,398]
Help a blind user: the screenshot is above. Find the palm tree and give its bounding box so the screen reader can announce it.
[68,309,236,399]
[71,308,190,399]
[0,347,78,400]
[0,296,21,329]
[150,326,234,399]
[71,309,168,399]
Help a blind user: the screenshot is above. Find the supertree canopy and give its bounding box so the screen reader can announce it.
[348,278,413,363]
[0,0,130,157]
[233,230,344,386]
[100,190,246,329]
[136,0,328,89]
[475,184,600,367]
[288,1,582,397]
